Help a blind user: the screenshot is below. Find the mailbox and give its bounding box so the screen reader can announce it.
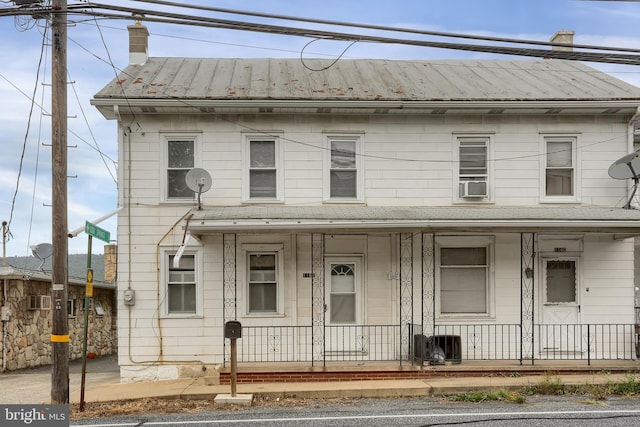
[224,320,242,339]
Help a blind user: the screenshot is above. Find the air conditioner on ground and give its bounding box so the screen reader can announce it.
[460,180,487,198]
[28,295,51,310]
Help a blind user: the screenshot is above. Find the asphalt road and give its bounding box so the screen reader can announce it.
[70,396,640,427]
[0,355,120,404]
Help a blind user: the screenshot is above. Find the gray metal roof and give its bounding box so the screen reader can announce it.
[94,58,640,102]
[186,205,640,233]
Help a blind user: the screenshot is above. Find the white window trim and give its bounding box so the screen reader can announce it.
[240,243,285,317]
[160,247,204,318]
[435,235,495,321]
[323,134,365,203]
[453,134,494,203]
[242,134,284,203]
[160,133,202,203]
[539,134,581,203]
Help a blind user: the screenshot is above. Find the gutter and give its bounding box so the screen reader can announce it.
[185,219,640,233]
[91,99,640,119]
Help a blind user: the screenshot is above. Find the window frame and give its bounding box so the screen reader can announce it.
[542,257,580,306]
[323,134,364,203]
[453,134,493,202]
[435,236,495,320]
[242,244,285,317]
[540,134,580,203]
[242,135,284,203]
[160,248,203,318]
[160,133,202,203]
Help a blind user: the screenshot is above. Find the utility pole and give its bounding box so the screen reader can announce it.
[50,0,69,404]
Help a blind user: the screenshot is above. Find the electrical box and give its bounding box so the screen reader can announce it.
[224,320,242,339]
[123,289,135,306]
[1,306,11,321]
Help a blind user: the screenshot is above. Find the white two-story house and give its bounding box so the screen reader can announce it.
[92,23,640,381]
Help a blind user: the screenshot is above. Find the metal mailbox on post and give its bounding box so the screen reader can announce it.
[225,320,242,339]
[225,320,242,397]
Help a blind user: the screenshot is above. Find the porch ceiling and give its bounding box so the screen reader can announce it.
[185,205,640,234]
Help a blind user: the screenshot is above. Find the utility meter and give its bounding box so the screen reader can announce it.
[123,289,135,306]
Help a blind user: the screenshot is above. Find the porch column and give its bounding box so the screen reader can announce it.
[400,232,413,361]
[223,233,237,363]
[520,233,535,364]
[311,233,325,366]
[421,233,435,340]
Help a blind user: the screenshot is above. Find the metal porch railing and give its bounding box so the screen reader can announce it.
[232,323,638,364]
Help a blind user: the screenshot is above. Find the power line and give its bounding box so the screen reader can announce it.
[5,2,640,64]
[126,0,640,53]
[62,3,640,65]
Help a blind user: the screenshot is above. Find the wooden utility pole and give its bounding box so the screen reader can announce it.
[50,0,69,404]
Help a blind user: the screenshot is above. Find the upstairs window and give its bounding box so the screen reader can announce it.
[325,136,363,202]
[541,135,579,202]
[164,137,199,201]
[545,140,573,196]
[243,136,283,202]
[458,137,488,199]
[250,140,276,198]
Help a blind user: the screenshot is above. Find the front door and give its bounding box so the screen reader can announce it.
[325,257,364,354]
[541,257,581,356]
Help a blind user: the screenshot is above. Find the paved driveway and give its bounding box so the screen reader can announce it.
[0,355,120,404]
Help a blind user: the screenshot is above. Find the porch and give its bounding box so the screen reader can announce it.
[226,322,639,367]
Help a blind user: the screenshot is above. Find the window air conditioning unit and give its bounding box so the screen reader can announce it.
[460,180,487,198]
[28,295,51,310]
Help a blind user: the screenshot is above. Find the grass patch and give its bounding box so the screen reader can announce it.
[448,389,526,404]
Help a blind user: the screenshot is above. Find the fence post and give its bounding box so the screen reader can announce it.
[587,324,591,366]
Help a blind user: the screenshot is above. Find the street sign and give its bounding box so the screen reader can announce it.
[85,221,110,243]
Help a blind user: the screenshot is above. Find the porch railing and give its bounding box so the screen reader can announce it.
[236,324,401,363]
[233,323,638,364]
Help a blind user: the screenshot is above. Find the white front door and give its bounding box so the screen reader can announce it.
[541,257,581,355]
[325,257,364,353]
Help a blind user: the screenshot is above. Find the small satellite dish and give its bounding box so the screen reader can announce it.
[30,243,53,271]
[608,151,640,209]
[185,168,212,210]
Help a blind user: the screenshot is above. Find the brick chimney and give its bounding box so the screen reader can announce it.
[550,30,574,52]
[104,244,117,283]
[127,16,149,65]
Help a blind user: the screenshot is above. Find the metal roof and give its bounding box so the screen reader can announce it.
[94,58,640,102]
[185,205,640,234]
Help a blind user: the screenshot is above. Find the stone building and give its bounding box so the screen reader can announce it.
[0,248,117,371]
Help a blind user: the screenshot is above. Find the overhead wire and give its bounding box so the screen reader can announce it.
[5,23,48,243]
[57,3,640,65]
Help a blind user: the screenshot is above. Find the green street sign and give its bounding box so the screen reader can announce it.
[85,221,110,243]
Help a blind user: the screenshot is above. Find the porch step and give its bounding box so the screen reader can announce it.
[219,361,640,384]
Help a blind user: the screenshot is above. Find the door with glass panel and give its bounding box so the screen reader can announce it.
[541,258,581,356]
[325,257,363,353]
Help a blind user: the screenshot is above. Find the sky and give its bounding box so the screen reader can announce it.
[1,0,640,257]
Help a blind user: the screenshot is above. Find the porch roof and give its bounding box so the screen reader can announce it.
[186,205,640,234]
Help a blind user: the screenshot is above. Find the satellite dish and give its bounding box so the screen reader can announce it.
[608,151,640,209]
[185,168,212,210]
[30,243,53,271]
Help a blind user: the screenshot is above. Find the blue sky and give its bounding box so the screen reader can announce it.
[1,0,640,256]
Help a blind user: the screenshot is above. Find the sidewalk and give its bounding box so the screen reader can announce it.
[70,371,639,404]
[2,356,639,405]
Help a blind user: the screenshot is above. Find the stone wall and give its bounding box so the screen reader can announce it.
[0,278,116,371]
